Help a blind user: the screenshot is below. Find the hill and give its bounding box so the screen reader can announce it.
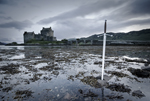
[80,29,150,41]
[0,42,6,45]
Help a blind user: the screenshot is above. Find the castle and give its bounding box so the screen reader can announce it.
[23,27,57,43]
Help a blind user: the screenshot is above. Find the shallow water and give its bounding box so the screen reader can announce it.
[0,46,150,101]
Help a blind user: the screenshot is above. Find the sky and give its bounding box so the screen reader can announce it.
[0,0,150,43]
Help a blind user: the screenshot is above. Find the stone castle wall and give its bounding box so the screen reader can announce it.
[41,27,54,37]
[23,27,56,43]
[24,32,35,43]
[34,34,43,41]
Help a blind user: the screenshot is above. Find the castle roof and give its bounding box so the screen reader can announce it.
[24,31,35,35]
[42,27,53,31]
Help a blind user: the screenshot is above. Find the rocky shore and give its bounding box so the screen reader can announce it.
[0,46,150,100]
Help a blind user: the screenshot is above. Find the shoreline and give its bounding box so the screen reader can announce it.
[4,44,150,46]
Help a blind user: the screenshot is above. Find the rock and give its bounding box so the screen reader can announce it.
[0,63,20,74]
[106,83,131,93]
[126,99,132,101]
[0,58,2,61]
[83,90,98,97]
[95,75,111,82]
[64,93,71,100]
[123,56,148,63]
[105,59,115,63]
[97,80,107,86]
[106,71,128,78]
[132,90,145,98]
[128,68,150,78]
[2,87,12,92]
[80,76,102,88]
[0,84,3,88]
[78,89,83,94]
[15,90,33,96]
[144,63,149,66]
[145,59,150,66]
[106,94,124,99]
[141,66,150,72]
[95,76,101,79]
[68,75,74,81]
[125,58,147,63]
[94,61,102,65]
[52,71,59,76]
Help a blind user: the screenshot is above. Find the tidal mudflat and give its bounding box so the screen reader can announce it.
[0,46,150,101]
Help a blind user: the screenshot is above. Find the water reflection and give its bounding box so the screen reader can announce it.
[24,47,55,61]
[0,46,150,101]
[102,87,104,101]
[24,47,42,59]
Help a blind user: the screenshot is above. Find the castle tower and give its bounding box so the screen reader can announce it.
[23,31,35,43]
[41,27,54,37]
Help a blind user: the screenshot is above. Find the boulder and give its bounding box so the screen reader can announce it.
[128,68,150,78]
[97,80,107,86]
[132,90,145,98]
[80,76,102,88]
[123,56,148,63]
[141,66,150,72]
[94,61,102,65]
[83,90,98,97]
[0,58,2,61]
[106,83,131,93]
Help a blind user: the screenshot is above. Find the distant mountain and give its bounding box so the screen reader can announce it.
[67,38,77,41]
[0,42,6,45]
[80,28,150,41]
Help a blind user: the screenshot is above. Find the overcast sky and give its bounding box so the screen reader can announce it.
[0,0,150,43]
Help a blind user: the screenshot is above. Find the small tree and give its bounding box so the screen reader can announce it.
[41,38,44,41]
[12,42,17,45]
[76,38,80,45]
[76,38,80,41]
[61,39,68,44]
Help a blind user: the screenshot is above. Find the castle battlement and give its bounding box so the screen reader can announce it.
[23,27,56,43]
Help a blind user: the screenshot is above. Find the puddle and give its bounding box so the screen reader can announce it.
[0,46,150,101]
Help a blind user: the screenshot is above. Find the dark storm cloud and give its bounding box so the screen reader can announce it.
[37,0,126,24]
[38,0,150,26]
[0,0,9,4]
[0,11,5,14]
[0,0,16,5]
[53,19,104,39]
[0,16,12,20]
[0,37,10,42]
[128,0,150,15]
[0,20,33,30]
[121,18,150,28]
[101,0,150,21]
